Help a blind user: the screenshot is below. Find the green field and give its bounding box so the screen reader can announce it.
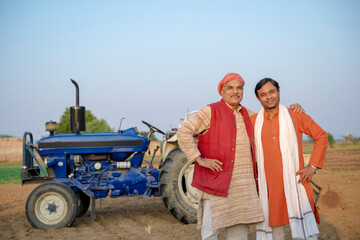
[0,165,22,184]
[303,142,360,152]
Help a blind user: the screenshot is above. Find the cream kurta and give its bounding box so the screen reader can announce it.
[177,104,264,231]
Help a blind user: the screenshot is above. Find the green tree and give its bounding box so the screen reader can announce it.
[138,131,159,141]
[86,119,113,132]
[0,134,13,138]
[327,132,335,148]
[57,108,113,133]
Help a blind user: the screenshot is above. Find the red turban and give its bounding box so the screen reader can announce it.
[217,73,245,95]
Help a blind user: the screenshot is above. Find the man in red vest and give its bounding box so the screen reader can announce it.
[177,73,303,240]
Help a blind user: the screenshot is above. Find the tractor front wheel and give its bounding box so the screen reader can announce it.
[26,182,78,229]
[159,148,197,224]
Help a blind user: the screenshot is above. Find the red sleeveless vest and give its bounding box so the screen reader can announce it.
[192,99,257,197]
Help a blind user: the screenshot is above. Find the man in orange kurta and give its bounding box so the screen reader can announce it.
[250,78,328,240]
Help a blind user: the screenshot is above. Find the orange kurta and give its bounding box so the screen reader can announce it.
[250,110,327,227]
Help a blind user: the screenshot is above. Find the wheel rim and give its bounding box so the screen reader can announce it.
[35,191,68,225]
[178,161,198,208]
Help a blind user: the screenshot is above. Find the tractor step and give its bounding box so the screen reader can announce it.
[21,167,53,184]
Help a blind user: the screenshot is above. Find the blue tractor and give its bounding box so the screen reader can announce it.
[22,80,197,229]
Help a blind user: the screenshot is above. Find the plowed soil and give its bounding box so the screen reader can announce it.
[0,149,359,240]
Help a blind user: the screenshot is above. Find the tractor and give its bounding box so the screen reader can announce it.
[22,80,197,229]
[22,81,321,230]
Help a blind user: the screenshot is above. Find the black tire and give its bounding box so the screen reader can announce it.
[159,148,197,224]
[25,182,78,229]
[75,191,90,217]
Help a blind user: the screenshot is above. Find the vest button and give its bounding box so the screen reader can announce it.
[229,172,232,174]
[232,148,235,151]
[231,160,234,163]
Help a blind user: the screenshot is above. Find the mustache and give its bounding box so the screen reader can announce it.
[230,93,241,98]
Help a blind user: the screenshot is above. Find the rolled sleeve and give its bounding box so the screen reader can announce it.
[177,106,211,162]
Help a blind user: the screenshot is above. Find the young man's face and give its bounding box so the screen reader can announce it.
[221,79,244,109]
[256,81,280,110]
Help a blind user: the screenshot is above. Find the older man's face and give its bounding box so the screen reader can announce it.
[221,79,244,109]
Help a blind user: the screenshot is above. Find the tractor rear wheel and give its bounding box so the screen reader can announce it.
[75,191,90,217]
[26,182,78,229]
[159,148,197,224]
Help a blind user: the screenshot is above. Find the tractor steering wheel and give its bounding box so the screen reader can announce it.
[142,121,165,135]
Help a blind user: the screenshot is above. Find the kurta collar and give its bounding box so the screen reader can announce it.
[264,107,279,119]
[221,99,243,113]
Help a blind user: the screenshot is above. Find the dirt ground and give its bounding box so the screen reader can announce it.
[0,149,359,240]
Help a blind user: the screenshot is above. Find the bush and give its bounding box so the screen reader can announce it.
[0,134,13,138]
[327,132,335,148]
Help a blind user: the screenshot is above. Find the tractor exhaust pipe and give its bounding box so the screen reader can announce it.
[70,79,86,134]
[71,79,80,106]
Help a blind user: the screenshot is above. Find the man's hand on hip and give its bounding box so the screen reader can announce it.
[196,156,223,172]
[296,165,316,184]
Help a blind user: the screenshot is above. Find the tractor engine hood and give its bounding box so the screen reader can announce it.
[37,127,150,157]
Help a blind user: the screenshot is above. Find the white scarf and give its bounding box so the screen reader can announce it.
[255,104,319,240]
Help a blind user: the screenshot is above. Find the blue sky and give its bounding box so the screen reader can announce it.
[0,0,359,141]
